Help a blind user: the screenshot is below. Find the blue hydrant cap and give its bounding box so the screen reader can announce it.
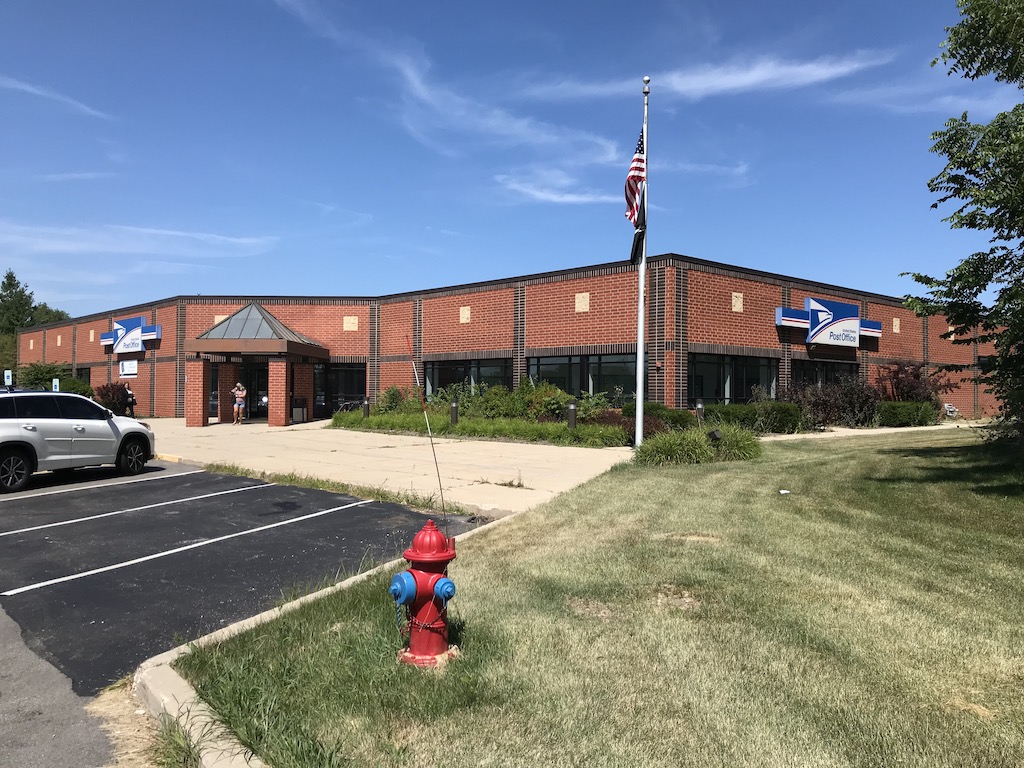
[389,571,416,606]
[434,577,456,602]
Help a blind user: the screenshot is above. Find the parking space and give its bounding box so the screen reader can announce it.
[0,466,477,695]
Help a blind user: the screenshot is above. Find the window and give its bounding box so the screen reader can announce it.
[313,363,367,418]
[15,395,61,419]
[527,354,645,400]
[0,398,15,419]
[791,359,860,386]
[424,359,511,397]
[688,354,778,406]
[56,395,107,420]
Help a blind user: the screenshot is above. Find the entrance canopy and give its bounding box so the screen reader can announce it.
[184,302,329,359]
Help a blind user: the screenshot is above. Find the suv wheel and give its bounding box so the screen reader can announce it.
[0,448,31,493]
[117,437,148,475]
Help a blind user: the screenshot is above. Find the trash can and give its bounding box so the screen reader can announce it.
[291,397,308,424]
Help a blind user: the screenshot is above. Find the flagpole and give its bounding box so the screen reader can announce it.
[635,76,650,446]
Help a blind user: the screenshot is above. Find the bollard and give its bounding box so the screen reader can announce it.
[450,399,458,426]
[567,398,577,429]
[362,399,370,418]
[695,399,704,425]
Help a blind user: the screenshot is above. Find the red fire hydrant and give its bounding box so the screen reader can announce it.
[388,520,459,667]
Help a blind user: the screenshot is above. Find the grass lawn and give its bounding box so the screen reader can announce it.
[175,428,1024,767]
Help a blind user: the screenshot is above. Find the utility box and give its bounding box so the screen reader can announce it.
[291,397,308,424]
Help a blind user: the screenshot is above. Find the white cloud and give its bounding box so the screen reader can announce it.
[0,75,113,119]
[832,81,1019,119]
[36,172,116,182]
[0,220,278,259]
[518,52,896,101]
[495,170,619,204]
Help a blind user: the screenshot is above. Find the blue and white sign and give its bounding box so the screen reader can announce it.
[100,316,162,354]
[775,298,882,347]
[119,360,138,378]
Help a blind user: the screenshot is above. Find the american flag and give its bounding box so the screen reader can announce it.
[624,131,646,225]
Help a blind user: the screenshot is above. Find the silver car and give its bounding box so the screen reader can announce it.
[0,390,155,493]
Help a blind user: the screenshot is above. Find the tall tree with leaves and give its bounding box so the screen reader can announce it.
[0,269,34,336]
[905,0,1024,438]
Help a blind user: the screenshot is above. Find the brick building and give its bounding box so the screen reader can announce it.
[16,254,997,427]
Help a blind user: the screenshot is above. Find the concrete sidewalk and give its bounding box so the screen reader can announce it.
[150,418,634,517]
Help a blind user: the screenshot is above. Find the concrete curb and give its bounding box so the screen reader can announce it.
[133,508,526,766]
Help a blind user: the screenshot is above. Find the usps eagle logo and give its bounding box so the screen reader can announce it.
[100,317,162,354]
[805,298,860,348]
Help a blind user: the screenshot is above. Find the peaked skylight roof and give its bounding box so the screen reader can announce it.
[198,303,323,347]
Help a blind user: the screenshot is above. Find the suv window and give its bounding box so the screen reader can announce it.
[0,398,14,419]
[56,396,108,420]
[15,395,62,419]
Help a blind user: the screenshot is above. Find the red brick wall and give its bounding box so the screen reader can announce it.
[267,304,370,357]
[423,289,514,353]
[153,360,177,417]
[74,319,112,365]
[122,366,152,417]
[379,361,416,393]
[928,315,976,367]
[381,302,414,357]
[19,330,44,366]
[185,359,210,427]
[268,359,288,426]
[688,273,783,348]
[219,363,240,423]
[868,303,923,360]
[526,274,638,348]
[42,325,75,365]
[155,305,178,358]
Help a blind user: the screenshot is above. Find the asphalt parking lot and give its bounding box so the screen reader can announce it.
[0,462,477,695]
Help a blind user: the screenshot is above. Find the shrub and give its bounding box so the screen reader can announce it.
[709,423,763,461]
[634,429,715,466]
[94,382,131,415]
[60,377,94,398]
[622,401,698,430]
[780,376,880,429]
[575,391,611,422]
[477,385,527,419]
[703,403,756,430]
[876,401,939,427]
[876,361,955,403]
[752,401,800,434]
[376,385,418,415]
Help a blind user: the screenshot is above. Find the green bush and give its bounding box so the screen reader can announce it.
[57,377,93,397]
[375,385,419,415]
[876,401,939,427]
[704,403,757,429]
[331,410,628,447]
[748,401,799,433]
[633,429,715,466]
[621,401,697,430]
[709,423,763,461]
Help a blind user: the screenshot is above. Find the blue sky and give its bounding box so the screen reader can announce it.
[0,0,1017,319]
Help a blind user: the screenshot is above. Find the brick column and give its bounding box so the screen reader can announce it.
[219,362,239,424]
[268,359,289,427]
[185,358,210,427]
[292,362,314,422]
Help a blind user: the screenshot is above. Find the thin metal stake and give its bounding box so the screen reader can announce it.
[405,335,448,533]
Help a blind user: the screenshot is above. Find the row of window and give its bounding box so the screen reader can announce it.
[427,354,862,405]
[198,354,864,417]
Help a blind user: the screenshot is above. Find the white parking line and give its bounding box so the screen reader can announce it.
[0,483,276,539]
[2,499,372,596]
[0,469,206,501]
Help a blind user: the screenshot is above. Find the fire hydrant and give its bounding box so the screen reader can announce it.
[388,520,459,667]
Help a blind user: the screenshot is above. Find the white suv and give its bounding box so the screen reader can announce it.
[0,390,156,493]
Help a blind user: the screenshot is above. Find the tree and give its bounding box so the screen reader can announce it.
[31,302,70,326]
[905,0,1024,439]
[0,270,34,336]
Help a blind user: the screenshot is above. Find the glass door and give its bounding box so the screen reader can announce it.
[241,363,269,420]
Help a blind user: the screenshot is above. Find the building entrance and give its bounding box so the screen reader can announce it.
[240,363,269,421]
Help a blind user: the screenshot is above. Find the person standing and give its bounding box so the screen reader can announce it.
[125,385,136,418]
[231,382,247,424]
